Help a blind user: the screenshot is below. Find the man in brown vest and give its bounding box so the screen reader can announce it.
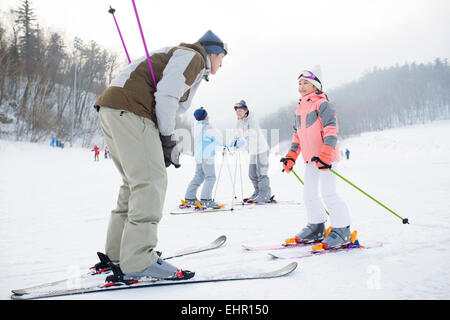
[94,30,227,280]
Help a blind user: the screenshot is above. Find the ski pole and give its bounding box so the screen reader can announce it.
[291,168,304,185]
[231,148,239,210]
[238,150,244,203]
[212,147,226,202]
[108,6,131,64]
[131,0,157,88]
[329,168,409,224]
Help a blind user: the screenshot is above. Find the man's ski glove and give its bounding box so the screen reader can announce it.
[280,150,299,173]
[160,135,181,168]
[311,145,334,171]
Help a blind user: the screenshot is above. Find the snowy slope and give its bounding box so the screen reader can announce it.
[0,120,449,300]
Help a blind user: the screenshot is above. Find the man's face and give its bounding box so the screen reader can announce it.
[209,53,225,75]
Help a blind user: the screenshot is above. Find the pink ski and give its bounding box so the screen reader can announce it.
[268,241,383,259]
[242,241,318,251]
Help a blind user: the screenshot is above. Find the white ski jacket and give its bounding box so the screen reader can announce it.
[235,112,270,155]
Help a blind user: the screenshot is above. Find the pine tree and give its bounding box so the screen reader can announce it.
[15,0,39,75]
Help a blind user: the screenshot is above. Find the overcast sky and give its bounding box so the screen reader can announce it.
[1,0,449,127]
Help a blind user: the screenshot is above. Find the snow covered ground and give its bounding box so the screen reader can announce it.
[1,120,449,300]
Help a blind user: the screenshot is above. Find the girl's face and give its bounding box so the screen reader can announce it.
[298,79,318,97]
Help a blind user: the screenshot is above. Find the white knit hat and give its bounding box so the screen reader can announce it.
[298,65,323,91]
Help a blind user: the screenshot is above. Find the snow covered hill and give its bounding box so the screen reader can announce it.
[1,120,449,300]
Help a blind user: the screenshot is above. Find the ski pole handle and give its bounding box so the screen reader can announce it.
[330,169,409,224]
[108,6,131,64]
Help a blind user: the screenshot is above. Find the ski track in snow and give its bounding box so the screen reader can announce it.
[1,120,449,300]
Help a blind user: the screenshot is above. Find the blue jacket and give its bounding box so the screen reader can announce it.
[193,121,223,162]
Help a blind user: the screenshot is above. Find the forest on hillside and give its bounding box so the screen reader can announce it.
[1,1,449,148]
[260,59,450,145]
[0,0,120,146]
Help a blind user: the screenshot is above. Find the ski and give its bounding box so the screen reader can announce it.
[11,262,298,300]
[242,241,317,251]
[170,205,240,215]
[11,235,227,296]
[241,200,300,207]
[163,235,226,260]
[171,198,300,215]
[268,241,383,259]
[241,195,300,205]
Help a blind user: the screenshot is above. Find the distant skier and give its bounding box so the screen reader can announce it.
[92,145,100,161]
[345,148,350,160]
[281,65,352,250]
[93,30,227,281]
[104,146,110,159]
[184,107,224,209]
[233,100,272,203]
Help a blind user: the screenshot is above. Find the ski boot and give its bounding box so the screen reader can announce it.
[256,195,276,204]
[91,252,163,275]
[105,257,195,286]
[243,191,258,203]
[312,226,358,251]
[180,198,198,209]
[122,258,194,281]
[285,223,329,245]
[250,194,272,204]
[199,199,223,210]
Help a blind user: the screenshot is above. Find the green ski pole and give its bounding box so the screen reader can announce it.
[330,168,409,224]
[291,169,304,185]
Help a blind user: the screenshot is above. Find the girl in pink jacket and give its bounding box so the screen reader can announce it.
[281,66,352,250]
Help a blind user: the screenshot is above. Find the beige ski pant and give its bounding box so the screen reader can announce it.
[98,107,167,274]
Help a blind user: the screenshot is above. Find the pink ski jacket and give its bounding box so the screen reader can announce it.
[290,91,340,164]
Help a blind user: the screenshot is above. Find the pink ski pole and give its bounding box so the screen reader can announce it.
[131,0,157,88]
[108,6,131,64]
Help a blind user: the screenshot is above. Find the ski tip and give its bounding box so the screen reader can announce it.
[11,289,25,296]
[268,252,280,260]
[241,244,255,251]
[283,262,298,274]
[216,235,227,244]
[289,261,298,269]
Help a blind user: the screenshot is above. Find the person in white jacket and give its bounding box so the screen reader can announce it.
[233,100,272,203]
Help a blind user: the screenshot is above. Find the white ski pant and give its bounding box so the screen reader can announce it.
[99,107,167,274]
[303,163,351,228]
